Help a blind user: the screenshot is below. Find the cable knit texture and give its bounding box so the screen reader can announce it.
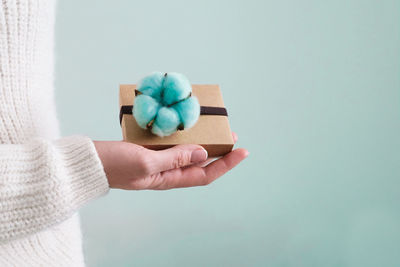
[0,0,110,266]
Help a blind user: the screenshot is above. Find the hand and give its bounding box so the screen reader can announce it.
[93,132,248,190]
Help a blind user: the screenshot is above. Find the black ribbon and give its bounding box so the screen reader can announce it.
[119,105,228,125]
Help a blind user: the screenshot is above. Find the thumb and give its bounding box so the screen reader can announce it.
[147,144,208,172]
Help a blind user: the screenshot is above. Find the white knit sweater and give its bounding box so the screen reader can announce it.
[0,0,110,266]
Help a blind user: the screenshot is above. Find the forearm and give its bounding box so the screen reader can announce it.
[0,135,109,243]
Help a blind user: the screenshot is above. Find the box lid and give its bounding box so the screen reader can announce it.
[119,84,234,157]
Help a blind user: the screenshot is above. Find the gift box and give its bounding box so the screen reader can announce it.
[119,84,234,157]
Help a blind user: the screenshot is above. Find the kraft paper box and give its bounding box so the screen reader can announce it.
[119,84,234,157]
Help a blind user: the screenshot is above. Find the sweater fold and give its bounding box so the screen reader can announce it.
[0,136,110,243]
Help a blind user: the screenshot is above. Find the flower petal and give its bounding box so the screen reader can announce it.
[172,96,200,129]
[136,71,164,101]
[162,72,192,106]
[133,95,160,129]
[151,107,180,137]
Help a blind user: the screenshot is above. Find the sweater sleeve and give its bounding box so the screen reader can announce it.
[0,135,110,243]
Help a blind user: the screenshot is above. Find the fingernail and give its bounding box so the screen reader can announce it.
[191,148,208,163]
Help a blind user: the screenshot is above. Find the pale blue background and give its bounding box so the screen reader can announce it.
[55,0,400,266]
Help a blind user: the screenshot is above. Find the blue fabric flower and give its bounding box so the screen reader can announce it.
[133,72,200,137]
